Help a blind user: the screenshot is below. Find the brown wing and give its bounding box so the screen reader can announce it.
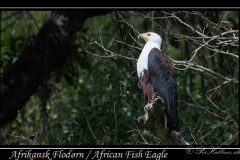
[148,48,179,131]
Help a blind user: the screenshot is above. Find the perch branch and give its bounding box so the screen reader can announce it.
[138,97,189,145]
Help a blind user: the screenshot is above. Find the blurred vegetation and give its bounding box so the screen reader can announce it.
[0,11,239,145]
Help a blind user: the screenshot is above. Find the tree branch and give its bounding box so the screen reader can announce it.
[138,97,189,145]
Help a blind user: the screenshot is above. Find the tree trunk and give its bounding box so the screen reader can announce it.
[0,11,111,129]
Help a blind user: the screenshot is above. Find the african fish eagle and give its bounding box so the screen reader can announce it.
[137,32,179,132]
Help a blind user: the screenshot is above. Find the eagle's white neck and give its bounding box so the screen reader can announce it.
[137,41,161,77]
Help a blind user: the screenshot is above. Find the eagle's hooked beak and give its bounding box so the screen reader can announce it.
[138,33,148,42]
[138,34,143,40]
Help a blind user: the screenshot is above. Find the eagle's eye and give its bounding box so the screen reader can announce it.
[147,33,151,36]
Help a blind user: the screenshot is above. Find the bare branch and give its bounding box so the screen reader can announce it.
[138,97,189,145]
[172,60,238,83]
[81,107,98,142]
[199,117,228,143]
[189,30,239,62]
[115,11,140,35]
[88,40,137,61]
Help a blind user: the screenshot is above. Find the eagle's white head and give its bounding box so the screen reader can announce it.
[137,32,162,77]
[138,32,162,46]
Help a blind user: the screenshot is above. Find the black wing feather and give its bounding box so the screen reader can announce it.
[148,48,178,131]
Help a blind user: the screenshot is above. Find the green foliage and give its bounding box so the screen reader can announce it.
[1,11,238,145]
